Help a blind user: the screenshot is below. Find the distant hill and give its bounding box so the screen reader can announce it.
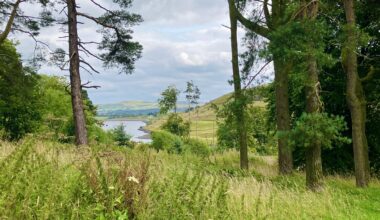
[97,101,189,118]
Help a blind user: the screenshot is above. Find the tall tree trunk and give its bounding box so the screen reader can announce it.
[305,56,323,191]
[229,0,249,170]
[299,0,324,191]
[343,0,370,187]
[272,1,293,175]
[67,0,88,146]
[0,0,21,44]
[273,57,293,174]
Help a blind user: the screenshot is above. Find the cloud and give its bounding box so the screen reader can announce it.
[11,0,257,104]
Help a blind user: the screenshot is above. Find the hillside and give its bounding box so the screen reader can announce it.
[146,92,266,144]
[97,101,188,118]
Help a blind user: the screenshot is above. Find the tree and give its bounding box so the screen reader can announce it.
[158,85,180,114]
[230,0,293,174]
[300,0,324,191]
[228,0,249,170]
[0,40,41,140]
[0,0,55,45]
[56,0,143,146]
[342,0,370,187]
[110,124,132,147]
[184,80,201,136]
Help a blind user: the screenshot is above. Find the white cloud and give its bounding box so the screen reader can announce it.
[10,0,262,104]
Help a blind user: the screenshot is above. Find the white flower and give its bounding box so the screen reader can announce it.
[127,176,140,184]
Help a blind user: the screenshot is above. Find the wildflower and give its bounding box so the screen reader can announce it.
[127,176,140,184]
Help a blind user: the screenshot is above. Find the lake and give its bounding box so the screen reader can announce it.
[103,120,151,143]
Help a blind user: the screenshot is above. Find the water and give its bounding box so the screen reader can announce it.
[103,120,151,143]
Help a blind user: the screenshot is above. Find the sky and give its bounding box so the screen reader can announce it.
[14,0,249,104]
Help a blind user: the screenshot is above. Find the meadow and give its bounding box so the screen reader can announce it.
[1,138,379,219]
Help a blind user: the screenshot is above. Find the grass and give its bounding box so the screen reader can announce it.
[1,139,379,219]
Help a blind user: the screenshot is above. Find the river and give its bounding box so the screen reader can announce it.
[103,120,151,143]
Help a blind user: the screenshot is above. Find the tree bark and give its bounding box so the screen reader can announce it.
[299,0,324,191]
[272,0,293,174]
[305,56,323,191]
[229,0,249,170]
[343,0,370,187]
[273,57,293,174]
[67,0,88,146]
[0,0,21,45]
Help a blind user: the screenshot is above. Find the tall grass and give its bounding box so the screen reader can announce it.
[0,139,379,219]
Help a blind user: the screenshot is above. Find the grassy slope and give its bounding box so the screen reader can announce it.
[146,93,266,144]
[1,139,379,219]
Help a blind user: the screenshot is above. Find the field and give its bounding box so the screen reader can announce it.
[146,93,266,145]
[1,138,379,219]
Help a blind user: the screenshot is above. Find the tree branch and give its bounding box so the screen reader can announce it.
[360,66,377,83]
[81,81,101,89]
[79,58,100,74]
[229,0,270,39]
[263,0,272,28]
[244,60,272,89]
[78,43,104,61]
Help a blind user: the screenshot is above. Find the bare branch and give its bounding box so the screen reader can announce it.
[81,81,101,89]
[79,59,100,74]
[78,43,104,61]
[244,60,272,89]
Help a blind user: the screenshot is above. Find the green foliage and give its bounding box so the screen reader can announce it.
[109,124,132,147]
[158,85,180,114]
[215,91,276,155]
[0,41,42,140]
[161,113,190,137]
[183,138,210,157]
[268,5,335,70]
[283,113,350,149]
[37,75,106,144]
[0,139,150,219]
[151,130,183,154]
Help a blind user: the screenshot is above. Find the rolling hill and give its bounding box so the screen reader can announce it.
[97,101,189,118]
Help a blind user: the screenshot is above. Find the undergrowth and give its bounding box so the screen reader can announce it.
[0,139,379,219]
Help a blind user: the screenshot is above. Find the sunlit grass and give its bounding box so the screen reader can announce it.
[1,139,379,219]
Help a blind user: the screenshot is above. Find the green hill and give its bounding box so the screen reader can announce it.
[97,101,188,118]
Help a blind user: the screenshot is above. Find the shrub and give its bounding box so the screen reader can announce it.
[161,113,190,137]
[183,138,210,157]
[151,130,183,154]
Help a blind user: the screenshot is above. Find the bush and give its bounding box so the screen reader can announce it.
[183,138,210,157]
[161,113,190,137]
[151,130,183,154]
